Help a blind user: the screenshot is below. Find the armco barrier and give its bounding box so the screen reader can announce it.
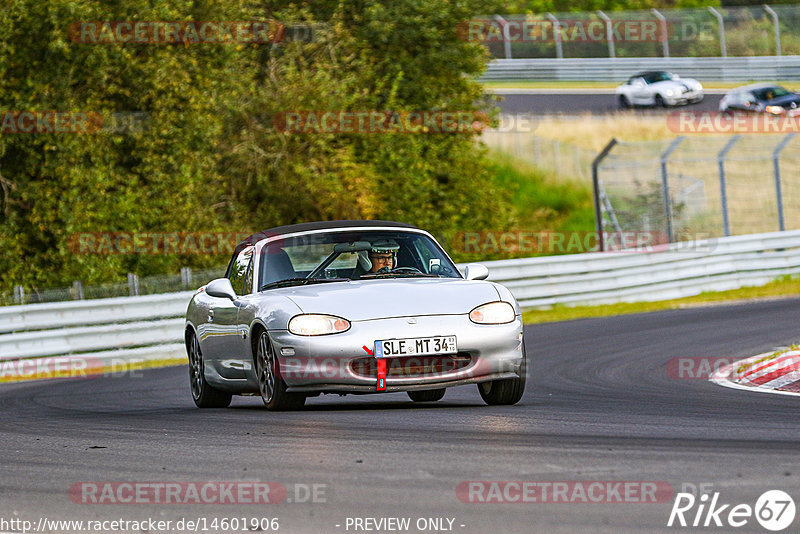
[1,230,799,374]
[482,56,800,81]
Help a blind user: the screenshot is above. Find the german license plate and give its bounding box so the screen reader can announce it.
[374,336,457,358]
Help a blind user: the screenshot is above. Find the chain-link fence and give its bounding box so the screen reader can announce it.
[482,5,800,59]
[595,133,800,249]
[3,266,226,306]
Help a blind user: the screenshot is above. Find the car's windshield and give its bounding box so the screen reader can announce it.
[752,86,792,101]
[641,72,674,84]
[259,230,460,289]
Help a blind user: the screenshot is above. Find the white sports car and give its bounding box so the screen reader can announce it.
[616,71,703,108]
[185,220,526,410]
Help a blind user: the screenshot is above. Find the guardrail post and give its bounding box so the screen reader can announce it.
[708,7,727,58]
[13,285,24,305]
[717,135,740,237]
[181,267,193,288]
[592,138,618,252]
[660,137,685,243]
[546,13,563,59]
[494,15,512,59]
[72,280,84,300]
[651,9,669,58]
[772,133,794,231]
[128,273,139,296]
[597,11,615,58]
[763,5,781,57]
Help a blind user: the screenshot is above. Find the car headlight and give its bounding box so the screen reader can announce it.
[469,302,515,324]
[665,89,675,96]
[765,105,785,115]
[288,314,351,336]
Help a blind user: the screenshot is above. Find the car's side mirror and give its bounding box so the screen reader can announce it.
[464,263,489,280]
[206,278,237,300]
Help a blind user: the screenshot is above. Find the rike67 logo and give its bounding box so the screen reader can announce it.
[667,490,796,531]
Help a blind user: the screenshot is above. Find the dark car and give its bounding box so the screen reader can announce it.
[719,83,800,116]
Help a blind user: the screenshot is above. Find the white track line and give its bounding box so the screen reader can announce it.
[710,360,800,398]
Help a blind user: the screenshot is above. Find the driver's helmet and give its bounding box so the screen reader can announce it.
[369,238,399,267]
[357,238,399,272]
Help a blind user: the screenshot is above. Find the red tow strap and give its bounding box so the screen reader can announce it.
[376,358,387,391]
[363,344,386,391]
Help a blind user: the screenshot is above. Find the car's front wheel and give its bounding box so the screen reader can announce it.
[187,330,232,408]
[408,389,446,402]
[654,94,666,107]
[254,330,305,411]
[618,94,631,109]
[478,342,526,406]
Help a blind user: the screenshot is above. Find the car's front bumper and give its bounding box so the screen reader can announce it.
[665,91,703,106]
[264,314,524,394]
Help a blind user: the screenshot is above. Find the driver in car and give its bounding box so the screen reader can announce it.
[351,239,400,278]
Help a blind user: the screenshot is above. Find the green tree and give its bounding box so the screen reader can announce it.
[0,0,516,293]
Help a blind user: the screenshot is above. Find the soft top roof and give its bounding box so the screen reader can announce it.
[729,82,785,92]
[233,220,420,252]
[632,70,668,77]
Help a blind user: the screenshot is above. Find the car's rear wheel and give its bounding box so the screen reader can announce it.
[255,330,305,411]
[408,389,446,402]
[187,330,232,408]
[618,95,631,109]
[478,342,527,406]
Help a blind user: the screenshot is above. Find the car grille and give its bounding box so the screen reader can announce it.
[349,353,472,378]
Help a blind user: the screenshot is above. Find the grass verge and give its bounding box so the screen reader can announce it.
[451,150,596,263]
[523,274,800,324]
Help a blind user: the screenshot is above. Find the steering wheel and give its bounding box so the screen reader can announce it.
[391,266,421,274]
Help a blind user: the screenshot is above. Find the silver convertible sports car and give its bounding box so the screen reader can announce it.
[616,71,703,108]
[185,220,526,410]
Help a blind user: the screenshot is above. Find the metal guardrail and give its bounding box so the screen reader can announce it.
[482,56,800,81]
[0,291,194,334]
[1,230,799,372]
[486,230,800,307]
[0,318,185,361]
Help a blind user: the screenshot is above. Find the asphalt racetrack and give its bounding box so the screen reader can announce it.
[2,299,800,533]
[495,90,724,115]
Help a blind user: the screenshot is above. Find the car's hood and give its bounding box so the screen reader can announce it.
[652,79,698,91]
[277,278,502,321]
